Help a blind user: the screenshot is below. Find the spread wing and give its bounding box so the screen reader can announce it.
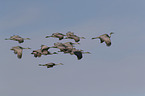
[73,51,82,60]
[16,48,23,59]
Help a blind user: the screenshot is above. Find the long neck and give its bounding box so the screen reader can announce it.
[56,63,63,65]
[109,34,112,37]
[23,47,31,49]
[82,52,91,54]
[5,38,11,40]
[109,32,114,37]
[39,64,45,66]
[24,38,30,40]
[45,36,51,38]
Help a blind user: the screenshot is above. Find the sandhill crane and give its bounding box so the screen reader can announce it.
[5,35,30,43]
[39,63,64,68]
[92,32,114,46]
[10,46,31,59]
[45,33,66,40]
[68,48,83,60]
[65,32,85,42]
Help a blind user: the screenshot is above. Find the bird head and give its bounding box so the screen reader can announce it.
[109,32,114,37]
[110,32,114,35]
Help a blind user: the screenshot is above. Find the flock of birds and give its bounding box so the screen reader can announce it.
[5,31,114,68]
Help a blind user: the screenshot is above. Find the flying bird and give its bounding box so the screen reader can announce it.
[92,32,114,46]
[70,48,91,60]
[39,63,64,68]
[68,48,83,60]
[65,32,85,42]
[5,35,30,43]
[11,46,31,59]
[45,33,66,40]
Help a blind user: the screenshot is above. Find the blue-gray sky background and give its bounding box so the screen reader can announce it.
[0,0,145,96]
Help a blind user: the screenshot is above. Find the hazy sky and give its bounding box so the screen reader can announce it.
[1,0,145,96]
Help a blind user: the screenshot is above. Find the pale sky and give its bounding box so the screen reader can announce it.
[0,0,145,96]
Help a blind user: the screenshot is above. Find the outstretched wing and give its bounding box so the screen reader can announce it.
[16,48,23,59]
[73,51,82,60]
